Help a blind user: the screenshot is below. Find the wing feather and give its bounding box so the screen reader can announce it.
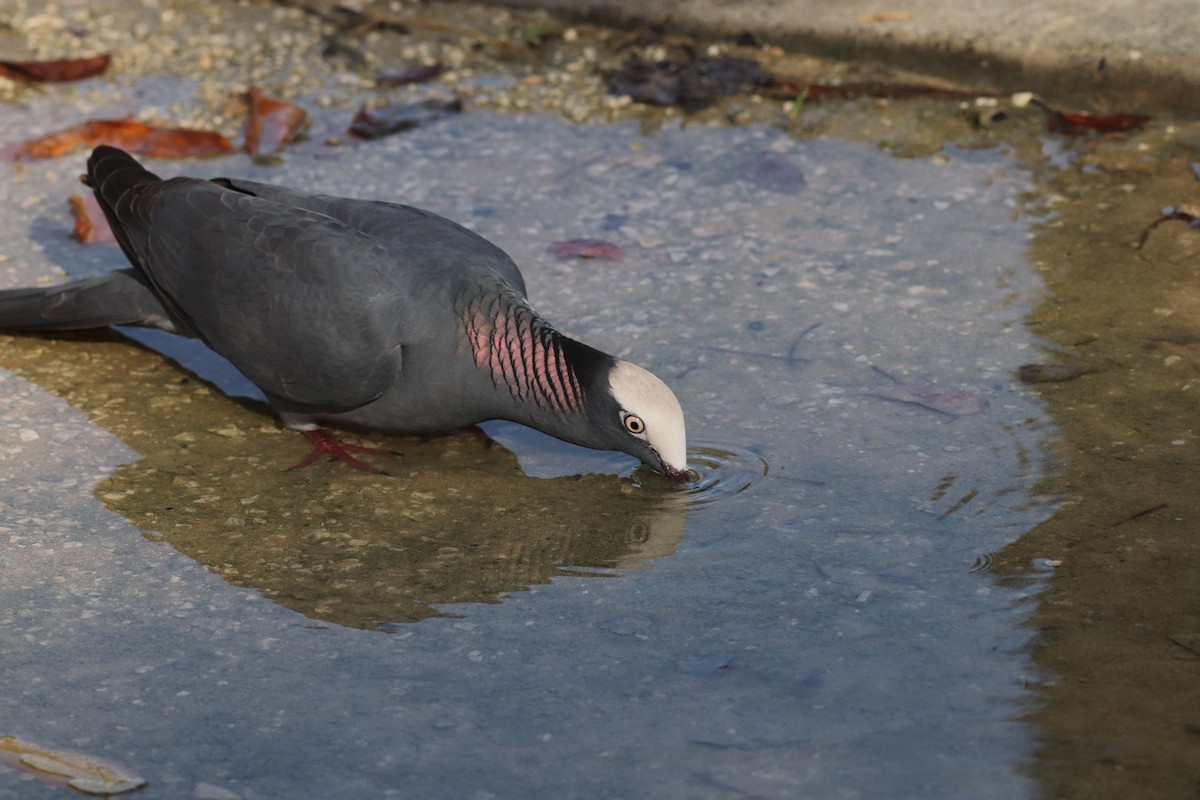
[136,183,404,408]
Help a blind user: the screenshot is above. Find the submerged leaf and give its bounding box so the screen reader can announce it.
[741,155,805,195]
[547,239,625,261]
[69,192,116,244]
[2,119,232,161]
[0,53,110,83]
[866,384,987,416]
[868,367,988,417]
[0,735,146,795]
[866,366,986,415]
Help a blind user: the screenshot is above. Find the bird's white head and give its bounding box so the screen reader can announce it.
[607,359,690,482]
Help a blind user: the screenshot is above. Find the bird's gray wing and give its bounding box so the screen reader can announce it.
[213,178,529,297]
[133,182,410,409]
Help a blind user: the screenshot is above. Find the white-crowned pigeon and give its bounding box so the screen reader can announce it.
[0,146,690,480]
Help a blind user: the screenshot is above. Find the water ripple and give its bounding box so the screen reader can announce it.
[678,441,768,507]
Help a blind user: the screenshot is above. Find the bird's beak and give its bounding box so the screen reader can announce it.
[659,460,695,484]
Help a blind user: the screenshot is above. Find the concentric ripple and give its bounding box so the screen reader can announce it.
[679,441,769,506]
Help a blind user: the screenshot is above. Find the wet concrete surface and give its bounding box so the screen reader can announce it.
[0,1,1197,798]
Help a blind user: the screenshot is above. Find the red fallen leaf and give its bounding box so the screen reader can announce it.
[1031,98,1151,136]
[546,239,625,262]
[68,193,115,244]
[0,54,111,83]
[243,86,310,156]
[2,119,232,162]
[1046,110,1151,136]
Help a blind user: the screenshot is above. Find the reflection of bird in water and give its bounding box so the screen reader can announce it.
[0,146,689,480]
[99,426,689,630]
[0,320,691,631]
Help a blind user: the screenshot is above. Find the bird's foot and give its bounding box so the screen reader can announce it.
[291,429,394,473]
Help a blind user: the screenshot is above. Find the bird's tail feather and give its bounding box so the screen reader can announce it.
[84,145,161,205]
[0,148,182,336]
[0,269,175,332]
[83,146,163,269]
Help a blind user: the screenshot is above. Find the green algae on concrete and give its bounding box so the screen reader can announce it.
[995,133,1200,798]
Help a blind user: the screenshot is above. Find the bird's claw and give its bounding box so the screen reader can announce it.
[291,429,395,473]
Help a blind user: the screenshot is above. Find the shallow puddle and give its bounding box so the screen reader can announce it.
[0,96,1057,797]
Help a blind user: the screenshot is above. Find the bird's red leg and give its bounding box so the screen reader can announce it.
[291,428,394,473]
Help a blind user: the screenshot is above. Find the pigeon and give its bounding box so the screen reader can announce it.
[0,146,690,480]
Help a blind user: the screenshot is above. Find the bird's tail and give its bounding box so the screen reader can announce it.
[83,146,163,267]
[0,269,175,332]
[84,145,161,206]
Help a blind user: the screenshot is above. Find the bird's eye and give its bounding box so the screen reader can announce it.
[623,414,646,435]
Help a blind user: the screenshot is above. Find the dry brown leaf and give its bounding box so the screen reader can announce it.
[0,54,111,82]
[69,192,116,244]
[2,119,232,162]
[243,86,310,155]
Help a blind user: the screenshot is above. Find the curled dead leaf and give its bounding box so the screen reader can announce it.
[0,54,111,83]
[69,192,116,244]
[243,86,310,156]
